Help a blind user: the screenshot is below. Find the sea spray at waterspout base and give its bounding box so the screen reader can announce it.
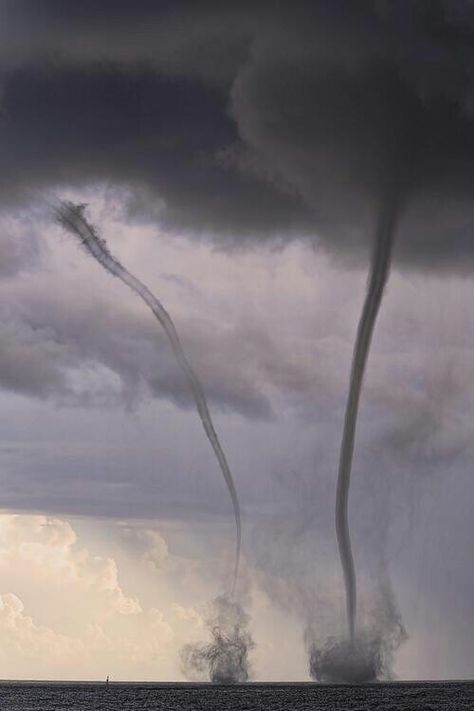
[305,576,407,682]
[181,594,254,683]
[54,200,241,594]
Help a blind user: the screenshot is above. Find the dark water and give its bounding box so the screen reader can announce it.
[0,681,473,710]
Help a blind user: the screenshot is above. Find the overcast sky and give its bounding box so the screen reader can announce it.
[0,0,473,681]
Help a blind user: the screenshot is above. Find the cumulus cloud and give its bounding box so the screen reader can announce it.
[121,528,170,572]
[0,592,84,668]
[0,514,199,679]
[0,515,141,617]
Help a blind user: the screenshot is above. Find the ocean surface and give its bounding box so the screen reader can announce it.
[0,681,473,710]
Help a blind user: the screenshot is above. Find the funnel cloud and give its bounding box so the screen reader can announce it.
[336,199,400,642]
[55,201,241,593]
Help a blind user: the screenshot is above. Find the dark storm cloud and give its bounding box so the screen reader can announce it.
[0,63,312,240]
[1,1,473,267]
[0,1,254,85]
[231,1,474,267]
